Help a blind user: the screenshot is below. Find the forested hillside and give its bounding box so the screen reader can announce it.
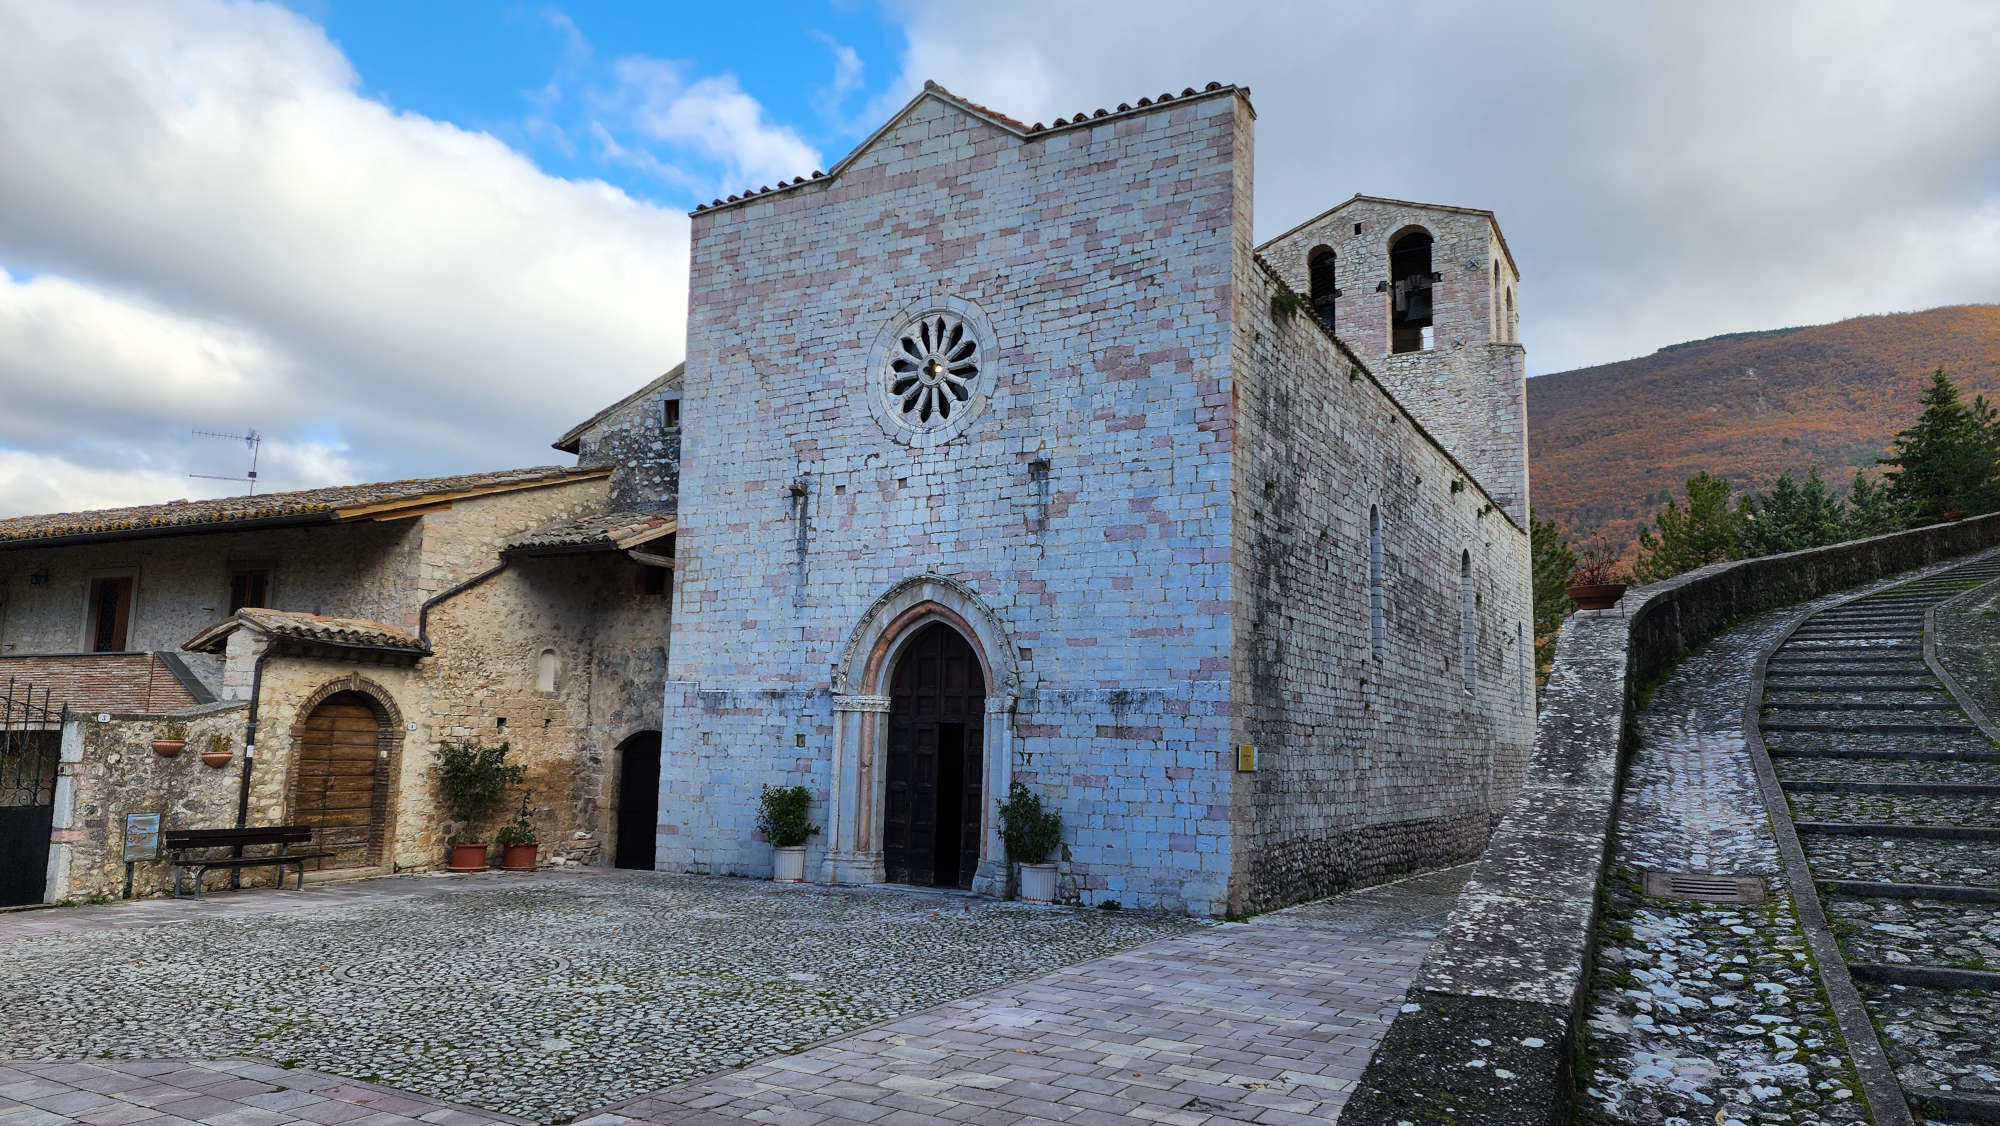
[1528,305,2000,551]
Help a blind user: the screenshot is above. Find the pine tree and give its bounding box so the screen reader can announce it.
[1846,470,1902,537]
[1880,367,2000,524]
[1529,509,1577,680]
[1634,471,1744,583]
[1742,467,1850,556]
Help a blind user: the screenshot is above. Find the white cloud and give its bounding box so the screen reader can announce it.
[0,0,690,516]
[601,61,823,195]
[875,0,2000,374]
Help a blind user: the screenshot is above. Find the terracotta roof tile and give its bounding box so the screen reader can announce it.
[183,609,424,655]
[0,465,601,548]
[508,509,677,554]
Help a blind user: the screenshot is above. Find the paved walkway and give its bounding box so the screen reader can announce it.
[0,867,1466,1126]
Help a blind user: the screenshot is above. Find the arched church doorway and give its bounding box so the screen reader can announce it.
[884,622,985,888]
[614,730,661,870]
[292,691,391,871]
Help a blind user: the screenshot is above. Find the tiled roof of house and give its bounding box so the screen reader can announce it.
[0,466,605,548]
[553,364,685,454]
[507,509,676,554]
[183,609,425,656]
[692,80,1244,214]
[0,653,208,714]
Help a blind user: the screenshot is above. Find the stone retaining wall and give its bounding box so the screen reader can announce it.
[1340,512,2000,1125]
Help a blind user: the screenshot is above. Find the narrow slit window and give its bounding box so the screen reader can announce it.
[535,648,559,693]
[662,397,681,428]
[1369,507,1385,658]
[1460,550,1477,692]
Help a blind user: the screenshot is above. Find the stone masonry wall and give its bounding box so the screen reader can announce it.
[1260,199,1528,522]
[575,373,683,510]
[51,704,251,901]
[1227,256,1536,913]
[660,89,1247,914]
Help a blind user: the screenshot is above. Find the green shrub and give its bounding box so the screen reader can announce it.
[997,782,1062,864]
[434,740,524,844]
[756,784,819,848]
[495,790,536,847]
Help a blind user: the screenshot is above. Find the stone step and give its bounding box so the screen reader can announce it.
[1784,779,2000,796]
[1803,834,2000,889]
[1905,1086,2000,1124]
[1790,791,2000,830]
[1761,680,1941,691]
[1794,821,2000,841]
[1848,963,2000,991]
[1778,757,2000,785]
[1818,878,2000,903]
[1763,720,1979,734]
[1766,734,2000,760]
[1763,698,1960,710]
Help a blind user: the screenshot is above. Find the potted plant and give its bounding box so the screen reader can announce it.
[1565,548,1630,611]
[997,782,1063,904]
[434,740,524,872]
[755,784,818,882]
[199,732,233,768]
[496,790,538,871]
[152,720,188,757]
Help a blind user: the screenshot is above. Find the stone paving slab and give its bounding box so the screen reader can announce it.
[0,1057,527,1126]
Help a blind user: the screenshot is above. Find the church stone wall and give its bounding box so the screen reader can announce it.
[1228,259,1536,912]
[573,375,682,510]
[659,90,1250,914]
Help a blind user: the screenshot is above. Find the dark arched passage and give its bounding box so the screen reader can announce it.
[884,622,986,888]
[613,730,662,870]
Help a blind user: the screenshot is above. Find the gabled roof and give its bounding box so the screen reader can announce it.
[1258,193,1521,278]
[690,80,1250,217]
[507,509,676,555]
[184,608,425,656]
[553,364,685,455]
[0,465,608,550]
[0,652,211,714]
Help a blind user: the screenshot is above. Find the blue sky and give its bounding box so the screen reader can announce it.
[313,2,902,207]
[1,1,1996,515]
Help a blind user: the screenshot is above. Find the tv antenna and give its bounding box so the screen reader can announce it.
[189,428,262,494]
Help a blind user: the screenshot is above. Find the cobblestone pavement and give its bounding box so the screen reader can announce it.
[1568,560,2000,1120]
[0,870,1203,1122]
[0,866,1467,1125]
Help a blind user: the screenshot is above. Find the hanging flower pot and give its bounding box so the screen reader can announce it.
[200,749,233,768]
[151,739,185,758]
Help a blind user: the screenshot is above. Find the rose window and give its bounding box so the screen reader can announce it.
[886,314,980,427]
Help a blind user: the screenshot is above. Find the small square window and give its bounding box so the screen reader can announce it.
[662,399,681,428]
[1353,222,1363,234]
[228,568,271,612]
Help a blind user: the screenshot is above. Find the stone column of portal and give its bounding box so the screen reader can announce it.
[826,694,889,884]
[970,694,1015,898]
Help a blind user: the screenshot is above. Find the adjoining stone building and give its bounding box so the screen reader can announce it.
[654,82,1536,916]
[0,463,677,903]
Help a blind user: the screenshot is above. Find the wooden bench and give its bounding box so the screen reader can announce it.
[163,826,333,899]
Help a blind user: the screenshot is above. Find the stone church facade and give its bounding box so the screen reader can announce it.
[655,82,1535,916]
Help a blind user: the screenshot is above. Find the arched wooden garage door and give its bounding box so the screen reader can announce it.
[291,692,386,870]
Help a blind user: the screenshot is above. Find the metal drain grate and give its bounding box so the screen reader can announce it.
[1643,870,1767,903]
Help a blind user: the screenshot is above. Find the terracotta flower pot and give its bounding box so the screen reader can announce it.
[447,842,490,872]
[501,843,538,871]
[151,739,185,758]
[1017,862,1058,905]
[199,750,233,768]
[771,845,807,883]
[1566,582,1628,611]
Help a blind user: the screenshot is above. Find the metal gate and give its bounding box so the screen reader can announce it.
[1,679,66,908]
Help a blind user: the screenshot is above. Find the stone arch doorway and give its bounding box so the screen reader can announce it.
[614,730,661,870]
[291,689,397,871]
[884,623,986,888]
[829,573,1019,896]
